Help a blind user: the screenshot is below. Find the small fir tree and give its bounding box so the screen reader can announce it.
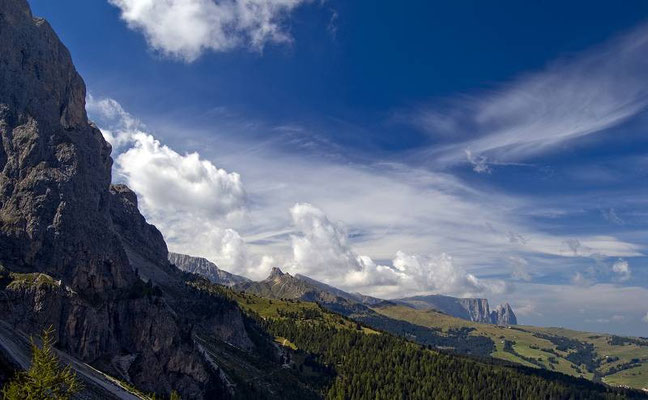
[2,327,81,400]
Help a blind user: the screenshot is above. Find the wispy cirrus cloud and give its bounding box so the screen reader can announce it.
[108,0,312,61]
[412,23,648,168]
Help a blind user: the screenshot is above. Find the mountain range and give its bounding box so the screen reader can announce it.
[230,264,517,326]
[0,1,645,398]
[170,252,518,326]
[169,252,250,287]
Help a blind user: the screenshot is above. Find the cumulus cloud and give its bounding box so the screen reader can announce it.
[286,203,509,298]
[116,133,246,218]
[86,96,266,276]
[86,94,146,149]
[108,0,311,61]
[643,312,648,323]
[612,259,631,282]
[289,203,362,276]
[88,96,246,219]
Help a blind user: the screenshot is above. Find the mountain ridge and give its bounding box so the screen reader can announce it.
[168,252,250,287]
[396,294,518,325]
[0,1,270,397]
[237,267,517,325]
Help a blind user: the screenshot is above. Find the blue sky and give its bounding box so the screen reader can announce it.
[29,0,648,335]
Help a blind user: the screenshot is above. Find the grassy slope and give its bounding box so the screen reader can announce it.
[373,304,648,390]
[216,285,380,335]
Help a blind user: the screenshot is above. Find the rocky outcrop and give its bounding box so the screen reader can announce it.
[169,252,249,287]
[490,303,517,326]
[0,1,247,397]
[459,298,492,323]
[396,295,518,326]
[235,269,371,316]
[0,0,132,295]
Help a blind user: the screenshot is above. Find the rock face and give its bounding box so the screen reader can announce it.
[490,303,517,326]
[237,268,346,304]
[459,298,492,323]
[0,0,131,294]
[235,268,370,315]
[0,1,248,397]
[169,252,250,287]
[397,295,518,326]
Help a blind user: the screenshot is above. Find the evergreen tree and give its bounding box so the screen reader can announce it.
[2,327,81,400]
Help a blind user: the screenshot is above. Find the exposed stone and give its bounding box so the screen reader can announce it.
[490,303,518,326]
[0,1,248,397]
[396,295,518,325]
[168,252,250,287]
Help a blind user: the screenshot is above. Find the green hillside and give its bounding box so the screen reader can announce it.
[190,279,646,399]
[373,304,648,391]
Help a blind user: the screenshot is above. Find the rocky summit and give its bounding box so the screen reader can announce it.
[169,252,250,287]
[396,295,518,326]
[0,0,255,398]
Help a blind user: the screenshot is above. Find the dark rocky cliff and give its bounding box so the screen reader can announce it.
[0,1,252,397]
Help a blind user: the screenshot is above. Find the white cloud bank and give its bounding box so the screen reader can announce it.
[107,0,311,61]
[117,133,246,218]
[286,203,510,298]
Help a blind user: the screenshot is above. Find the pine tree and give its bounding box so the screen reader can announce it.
[2,327,81,400]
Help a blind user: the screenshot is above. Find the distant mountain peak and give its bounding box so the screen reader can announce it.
[491,302,517,325]
[396,295,517,326]
[168,252,250,287]
[269,267,287,279]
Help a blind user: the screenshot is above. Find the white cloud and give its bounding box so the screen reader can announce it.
[86,94,146,150]
[89,95,247,222]
[415,23,648,165]
[289,203,362,276]
[87,96,645,316]
[116,133,246,219]
[108,0,311,61]
[612,259,631,282]
[285,203,510,298]
[643,312,648,323]
[464,149,491,174]
[87,96,267,277]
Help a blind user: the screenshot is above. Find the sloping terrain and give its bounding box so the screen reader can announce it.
[0,2,320,398]
[193,280,647,399]
[169,252,250,287]
[0,320,141,399]
[373,303,648,391]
